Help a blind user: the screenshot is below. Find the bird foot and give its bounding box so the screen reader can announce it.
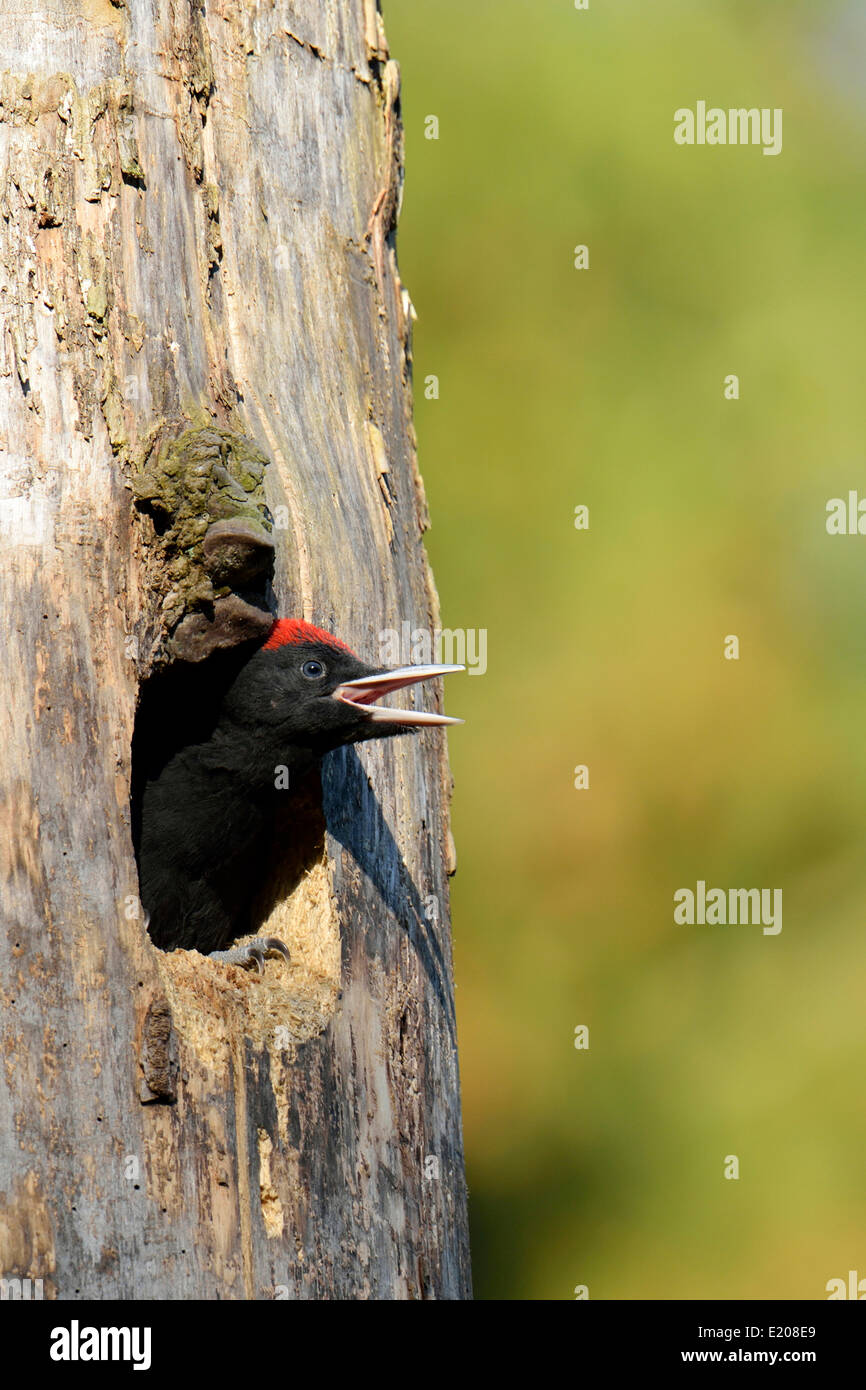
[208,937,290,976]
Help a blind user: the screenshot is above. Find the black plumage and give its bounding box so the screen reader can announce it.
[134,619,461,958]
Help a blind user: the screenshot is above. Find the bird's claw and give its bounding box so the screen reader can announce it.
[208,936,291,976]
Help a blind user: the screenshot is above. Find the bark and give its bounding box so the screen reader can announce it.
[0,0,470,1300]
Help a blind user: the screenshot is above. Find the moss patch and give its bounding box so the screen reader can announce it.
[132,424,274,644]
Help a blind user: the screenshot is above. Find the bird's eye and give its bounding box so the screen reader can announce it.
[302,659,326,679]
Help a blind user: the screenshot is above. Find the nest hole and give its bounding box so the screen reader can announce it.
[131,649,328,957]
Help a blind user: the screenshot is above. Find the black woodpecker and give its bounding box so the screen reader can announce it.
[137,618,462,971]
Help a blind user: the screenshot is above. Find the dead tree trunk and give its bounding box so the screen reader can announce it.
[0,0,470,1300]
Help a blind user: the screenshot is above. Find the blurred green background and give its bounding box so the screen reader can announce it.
[386,0,866,1299]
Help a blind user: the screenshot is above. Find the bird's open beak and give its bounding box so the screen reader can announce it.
[332,664,464,726]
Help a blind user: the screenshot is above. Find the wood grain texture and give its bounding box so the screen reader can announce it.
[0,0,471,1300]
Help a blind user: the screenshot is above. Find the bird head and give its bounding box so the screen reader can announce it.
[219,618,463,754]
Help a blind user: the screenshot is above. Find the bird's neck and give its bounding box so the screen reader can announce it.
[201,717,320,790]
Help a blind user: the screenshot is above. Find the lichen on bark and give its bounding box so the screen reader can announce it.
[131,423,276,659]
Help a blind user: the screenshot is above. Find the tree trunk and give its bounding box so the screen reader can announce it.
[0,0,470,1300]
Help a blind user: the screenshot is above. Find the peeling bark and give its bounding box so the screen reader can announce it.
[0,0,470,1300]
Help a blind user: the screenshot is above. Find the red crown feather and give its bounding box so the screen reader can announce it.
[262,618,355,656]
